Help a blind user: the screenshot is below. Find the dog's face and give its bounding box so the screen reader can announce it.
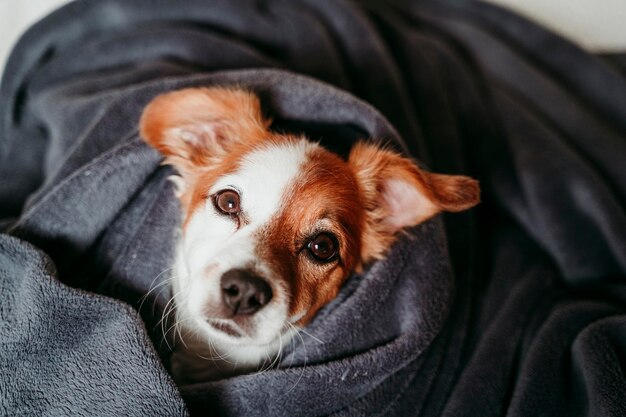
[140,87,479,360]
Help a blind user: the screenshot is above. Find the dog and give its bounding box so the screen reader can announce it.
[139,87,479,382]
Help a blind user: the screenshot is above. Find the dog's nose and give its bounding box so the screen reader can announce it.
[220,269,273,315]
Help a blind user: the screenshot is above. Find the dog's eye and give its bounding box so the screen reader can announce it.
[214,190,240,215]
[307,233,338,263]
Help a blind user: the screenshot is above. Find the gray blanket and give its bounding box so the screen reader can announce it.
[1,1,625,416]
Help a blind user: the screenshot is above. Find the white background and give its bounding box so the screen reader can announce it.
[1,0,625,79]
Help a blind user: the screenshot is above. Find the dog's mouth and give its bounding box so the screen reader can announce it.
[207,319,245,338]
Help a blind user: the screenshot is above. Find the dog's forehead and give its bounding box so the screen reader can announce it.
[210,140,318,225]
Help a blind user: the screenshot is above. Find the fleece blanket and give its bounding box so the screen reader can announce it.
[1,0,625,416]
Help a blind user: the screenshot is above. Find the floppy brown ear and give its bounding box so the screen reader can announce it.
[349,142,480,262]
[139,87,267,177]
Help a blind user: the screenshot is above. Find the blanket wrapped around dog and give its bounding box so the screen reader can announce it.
[1,0,625,416]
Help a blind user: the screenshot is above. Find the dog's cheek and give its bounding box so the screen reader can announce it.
[291,264,349,326]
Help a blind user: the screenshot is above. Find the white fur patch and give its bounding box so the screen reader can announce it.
[210,141,313,226]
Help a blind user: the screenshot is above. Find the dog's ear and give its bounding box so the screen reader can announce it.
[139,87,268,175]
[349,142,480,262]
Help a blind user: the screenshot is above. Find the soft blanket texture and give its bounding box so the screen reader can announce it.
[1,0,625,416]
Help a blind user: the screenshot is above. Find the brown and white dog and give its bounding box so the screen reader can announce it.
[139,87,479,382]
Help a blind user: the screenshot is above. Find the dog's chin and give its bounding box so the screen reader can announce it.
[171,315,298,383]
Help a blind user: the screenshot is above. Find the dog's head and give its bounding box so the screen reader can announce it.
[140,87,479,359]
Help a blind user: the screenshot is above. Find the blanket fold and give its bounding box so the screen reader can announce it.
[1,1,624,416]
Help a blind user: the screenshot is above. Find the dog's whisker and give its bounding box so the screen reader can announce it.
[270,330,284,371]
[157,280,189,351]
[137,271,177,314]
[175,318,188,350]
[280,322,307,396]
[155,282,182,329]
[163,316,192,345]
[159,303,178,351]
[145,267,175,293]
[138,267,175,304]
[147,283,177,318]
[294,326,325,345]
[171,276,195,350]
